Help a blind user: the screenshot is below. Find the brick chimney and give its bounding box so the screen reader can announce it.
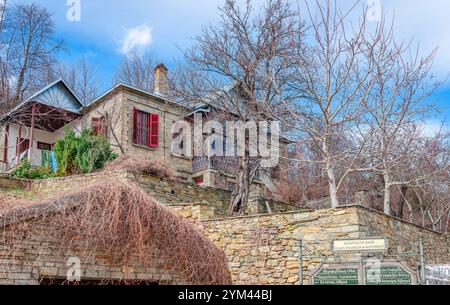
[153,63,169,97]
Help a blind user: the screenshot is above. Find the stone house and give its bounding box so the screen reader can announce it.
[0,64,284,198]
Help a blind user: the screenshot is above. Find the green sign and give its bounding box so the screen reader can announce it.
[365,266,411,285]
[313,268,359,285]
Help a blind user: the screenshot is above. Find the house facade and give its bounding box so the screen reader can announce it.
[0,64,284,199]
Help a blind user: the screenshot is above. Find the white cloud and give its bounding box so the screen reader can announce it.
[119,24,152,57]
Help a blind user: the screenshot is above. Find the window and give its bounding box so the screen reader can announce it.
[17,138,29,154]
[92,117,107,137]
[37,142,52,151]
[133,109,159,148]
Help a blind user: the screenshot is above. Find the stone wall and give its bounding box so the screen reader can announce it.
[172,206,450,285]
[138,175,232,216]
[137,175,296,217]
[357,208,450,267]
[120,89,193,180]
[0,220,185,285]
[0,175,29,191]
[4,173,449,285]
[29,172,129,195]
[2,173,295,218]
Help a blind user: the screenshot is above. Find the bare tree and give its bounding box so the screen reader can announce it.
[358,13,444,215]
[0,0,6,30]
[113,55,155,92]
[286,0,386,208]
[0,0,10,112]
[174,0,297,215]
[393,130,450,229]
[2,3,63,104]
[41,56,102,105]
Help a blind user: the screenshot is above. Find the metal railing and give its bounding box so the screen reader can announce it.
[192,156,261,180]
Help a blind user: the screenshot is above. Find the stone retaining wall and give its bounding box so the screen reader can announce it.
[0,175,30,191]
[2,173,296,218]
[0,221,185,285]
[3,173,449,285]
[173,206,450,285]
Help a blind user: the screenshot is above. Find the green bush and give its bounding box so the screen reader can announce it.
[54,128,117,176]
[11,158,53,180]
[54,129,78,176]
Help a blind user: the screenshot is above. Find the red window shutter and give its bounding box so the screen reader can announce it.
[133,108,138,144]
[150,114,159,147]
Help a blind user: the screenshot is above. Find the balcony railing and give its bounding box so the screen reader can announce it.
[193,156,238,175]
[192,156,261,180]
[192,156,209,173]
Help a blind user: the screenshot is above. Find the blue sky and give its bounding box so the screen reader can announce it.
[9,0,450,125]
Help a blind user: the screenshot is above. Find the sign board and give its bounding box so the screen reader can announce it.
[425,265,450,285]
[365,265,412,285]
[311,262,417,285]
[312,268,359,285]
[333,239,387,253]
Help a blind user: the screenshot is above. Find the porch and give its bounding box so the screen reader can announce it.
[1,102,80,172]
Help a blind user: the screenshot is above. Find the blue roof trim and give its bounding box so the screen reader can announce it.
[0,79,83,122]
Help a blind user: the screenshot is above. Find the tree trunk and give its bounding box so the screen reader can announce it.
[383,172,391,215]
[323,140,339,208]
[396,185,408,219]
[15,33,32,103]
[327,165,339,209]
[229,156,251,215]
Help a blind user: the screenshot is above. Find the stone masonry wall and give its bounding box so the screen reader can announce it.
[357,208,450,267]
[0,220,186,285]
[138,175,232,216]
[3,173,449,285]
[3,173,295,218]
[174,206,450,285]
[0,175,29,191]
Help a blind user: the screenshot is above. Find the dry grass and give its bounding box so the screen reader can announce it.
[103,155,174,179]
[1,178,232,285]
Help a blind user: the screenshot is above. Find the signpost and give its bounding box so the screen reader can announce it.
[311,263,416,285]
[313,268,359,285]
[304,238,420,285]
[333,238,387,253]
[365,265,412,285]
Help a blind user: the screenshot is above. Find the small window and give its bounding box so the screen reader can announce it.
[37,142,52,151]
[17,138,29,154]
[92,117,107,137]
[133,109,159,148]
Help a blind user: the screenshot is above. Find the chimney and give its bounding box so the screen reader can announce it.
[153,63,169,97]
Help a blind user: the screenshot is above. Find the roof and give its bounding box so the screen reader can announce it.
[0,79,83,123]
[83,82,190,112]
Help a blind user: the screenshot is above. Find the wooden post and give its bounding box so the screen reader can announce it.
[3,124,9,163]
[28,104,36,161]
[16,124,21,156]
